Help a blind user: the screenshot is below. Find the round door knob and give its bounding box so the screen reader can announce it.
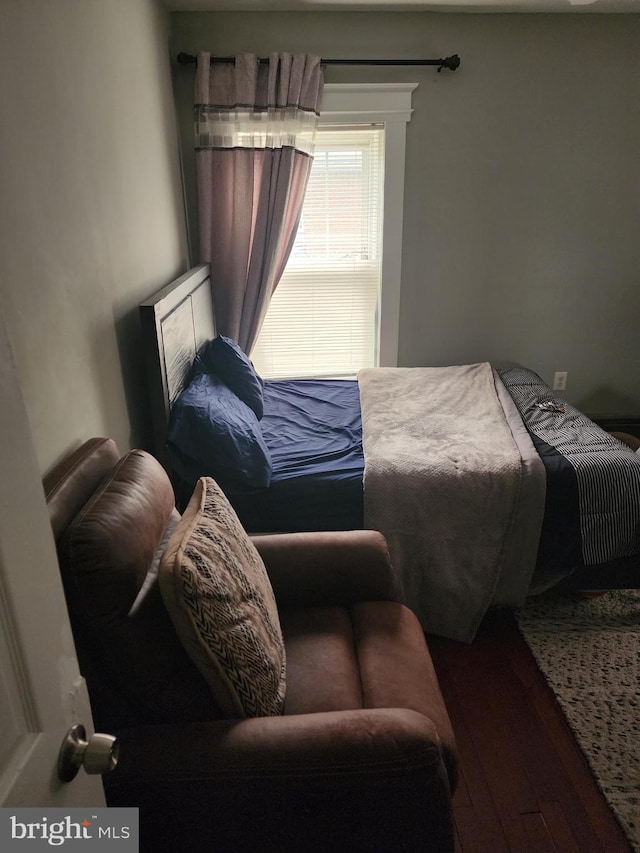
[58,724,119,783]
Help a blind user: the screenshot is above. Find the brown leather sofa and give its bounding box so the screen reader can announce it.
[44,437,458,853]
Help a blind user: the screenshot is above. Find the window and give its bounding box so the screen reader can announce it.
[251,83,417,379]
[251,127,383,379]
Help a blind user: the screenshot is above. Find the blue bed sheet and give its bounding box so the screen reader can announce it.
[230,379,364,532]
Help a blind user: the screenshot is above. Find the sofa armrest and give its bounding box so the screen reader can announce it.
[105,708,454,853]
[250,529,400,606]
[109,707,442,780]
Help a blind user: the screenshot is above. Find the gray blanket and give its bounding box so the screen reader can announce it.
[358,363,545,642]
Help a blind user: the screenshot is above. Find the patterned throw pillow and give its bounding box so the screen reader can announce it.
[158,477,286,717]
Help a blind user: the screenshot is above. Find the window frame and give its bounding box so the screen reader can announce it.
[318,82,417,367]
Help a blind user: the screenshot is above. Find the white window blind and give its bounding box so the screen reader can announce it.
[251,126,385,379]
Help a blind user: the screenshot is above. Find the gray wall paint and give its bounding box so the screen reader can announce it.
[171,11,640,417]
[0,0,189,473]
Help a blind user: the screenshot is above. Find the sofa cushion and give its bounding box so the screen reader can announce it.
[56,449,217,729]
[159,477,286,717]
[280,600,458,789]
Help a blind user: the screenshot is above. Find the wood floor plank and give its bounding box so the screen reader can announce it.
[427,609,633,853]
[453,805,510,853]
[442,679,511,852]
[538,800,582,853]
[509,639,632,851]
[445,658,559,849]
[521,811,557,853]
[507,619,633,852]
[447,710,511,851]
[499,814,538,853]
[475,640,606,850]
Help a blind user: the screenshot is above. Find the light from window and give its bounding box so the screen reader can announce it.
[251,126,384,379]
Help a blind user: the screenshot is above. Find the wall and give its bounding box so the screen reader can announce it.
[0,0,189,473]
[171,11,640,417]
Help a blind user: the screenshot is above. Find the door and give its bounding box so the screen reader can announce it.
[0,311,105,807]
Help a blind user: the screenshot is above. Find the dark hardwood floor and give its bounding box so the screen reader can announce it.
[426,609,632,853]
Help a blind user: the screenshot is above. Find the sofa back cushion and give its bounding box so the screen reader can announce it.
[55,448,217,729]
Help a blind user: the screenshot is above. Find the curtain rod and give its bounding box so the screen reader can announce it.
[176,52,460,72]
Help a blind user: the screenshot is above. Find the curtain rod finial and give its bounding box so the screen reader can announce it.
[438,54,460,72]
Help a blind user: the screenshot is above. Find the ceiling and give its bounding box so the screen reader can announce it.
[164,0,640,12]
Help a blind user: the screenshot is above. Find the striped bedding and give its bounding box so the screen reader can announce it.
[498,367,640,571]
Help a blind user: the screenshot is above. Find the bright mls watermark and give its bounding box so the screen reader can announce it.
[0,808,138,850]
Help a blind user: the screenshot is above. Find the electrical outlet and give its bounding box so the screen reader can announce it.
[553,371,568,391]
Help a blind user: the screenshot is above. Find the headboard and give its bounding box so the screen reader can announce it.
[140,264,215,464]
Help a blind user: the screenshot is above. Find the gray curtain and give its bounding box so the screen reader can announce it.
[194,52,323,354]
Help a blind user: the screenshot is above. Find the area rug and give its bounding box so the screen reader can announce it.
[517,588,640,851]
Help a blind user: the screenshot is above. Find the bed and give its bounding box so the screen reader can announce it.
[140,265,640,641]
